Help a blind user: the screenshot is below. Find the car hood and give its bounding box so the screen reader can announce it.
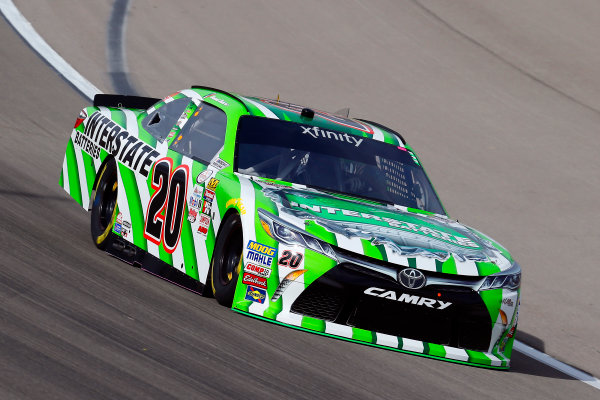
[259,185,513,276]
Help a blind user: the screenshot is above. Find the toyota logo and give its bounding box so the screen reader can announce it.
[398,268,426,289]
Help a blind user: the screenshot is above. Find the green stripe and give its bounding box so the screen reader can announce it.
[361,240,387,262]
[301,316,326,332]
[476,261,501,276]
[352,327,375,343]
[118,163,148,251]
[480,288,503,324]
[66,140,82,206]
[59,167,64,189]
[81,151,97,197]
[233,310,509,369]
[441,255,458,274]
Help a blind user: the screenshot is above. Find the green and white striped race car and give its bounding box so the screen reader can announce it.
[61,86,520,369]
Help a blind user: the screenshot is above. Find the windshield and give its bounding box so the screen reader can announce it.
[235,116,445,214]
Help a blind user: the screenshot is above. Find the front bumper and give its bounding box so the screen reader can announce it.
[234,259,519,369]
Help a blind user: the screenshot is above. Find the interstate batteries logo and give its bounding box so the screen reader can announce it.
[78,112,160,177]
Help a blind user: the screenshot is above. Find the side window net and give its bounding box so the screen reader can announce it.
[170,103,227,163]
[142,98,191,142]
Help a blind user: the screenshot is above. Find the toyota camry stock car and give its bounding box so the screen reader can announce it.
[60,86,520,369]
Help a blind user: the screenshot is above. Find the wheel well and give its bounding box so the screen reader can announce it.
[88,156,116,211]
[203,208,240,285]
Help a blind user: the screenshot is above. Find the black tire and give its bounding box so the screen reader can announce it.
[210,214,243,306]
[91,159,118,250]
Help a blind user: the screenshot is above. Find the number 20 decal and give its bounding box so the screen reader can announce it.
[278,250,304,269]
[144,158,189,253]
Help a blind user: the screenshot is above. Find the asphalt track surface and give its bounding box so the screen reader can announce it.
[1,1,599,398]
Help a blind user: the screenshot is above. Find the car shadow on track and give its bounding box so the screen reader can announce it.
[510,330,595,381]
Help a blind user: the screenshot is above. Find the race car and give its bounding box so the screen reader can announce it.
[60,86,520,369]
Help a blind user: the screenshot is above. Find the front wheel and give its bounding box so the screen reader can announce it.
[90,160,118,250]
[210,214,243,306]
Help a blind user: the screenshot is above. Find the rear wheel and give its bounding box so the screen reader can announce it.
[210,214,243,306]
[91,160,118,250]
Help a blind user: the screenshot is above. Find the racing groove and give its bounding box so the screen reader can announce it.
[1,1,600,399]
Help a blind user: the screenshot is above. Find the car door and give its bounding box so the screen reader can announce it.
[138,92,229,282]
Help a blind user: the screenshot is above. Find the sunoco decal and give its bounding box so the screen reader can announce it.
[245,285,267,304]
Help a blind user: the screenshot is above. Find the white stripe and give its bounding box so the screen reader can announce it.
[376,333,399,348]
[93,156,102,171]
[370,124,385,142]
[238,177,267,315]
[486,353,502,367]
[274,280,303,326]
[0,0,101,100]
[324,321,353,338]
[402,338,424,353]
[454,258,478,276]
[73,147,90,209]
[240,96,279,119]
[122,109,138,134]
[514,341,600,390]
[385,248,410,267]
[335,234,363,254]
[98,107,111,118]
[415,257,437,272]
[171,238,186,273]
[180,88,202,99]
[443,346,469,362]
[61,155,70,193]
[135,172,158,256]
[115,164,132,241]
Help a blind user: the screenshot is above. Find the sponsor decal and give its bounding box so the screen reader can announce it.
[246,250,273,267]
[115,212,123,234]
[247,240,276,257]
[196,169,213,184]
[300,125,363,147]
[203,93,229,106]
[245,285,267,304]
[143,158,189,253]
[206,178,220,190]
[364,287,452,310]
[210,158,229,170]
[271,269,307,302]
[122,227,130,238]
[203,188,215,202]
[189,194,202,209]
[225,198,246,215]
[289,201,479,248]
[80,112,160,176]
[197,213,210,236]
[242,272,267,289]
[244,263,272,278]
[74,109,87,129]
[502,298,514,307]
[202,199,212,214]
[278,250,304,269]
[187,208,198,223]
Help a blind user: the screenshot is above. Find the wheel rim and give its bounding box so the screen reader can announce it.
[219,226,242,285]
[98,174,118,231]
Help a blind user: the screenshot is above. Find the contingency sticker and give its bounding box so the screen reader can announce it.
[245,285,267,304]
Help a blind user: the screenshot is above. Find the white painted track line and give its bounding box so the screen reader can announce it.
[0,0,101,100]
[1,0,599,392]
[513,341,600,390]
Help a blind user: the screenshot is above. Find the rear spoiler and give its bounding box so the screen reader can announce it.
[93,94,160,109]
